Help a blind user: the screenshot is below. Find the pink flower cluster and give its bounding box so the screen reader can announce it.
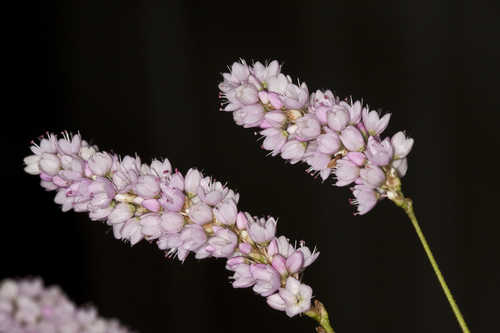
[0,278,132,333]
[219,60,414,214]
[24,132,320,317]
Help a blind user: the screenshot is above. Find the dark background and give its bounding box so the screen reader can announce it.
[3,1,500,332]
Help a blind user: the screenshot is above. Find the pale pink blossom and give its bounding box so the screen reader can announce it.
[279,277,313,317]
[362,109,391,136]
[365,136,394,166]
[391,131,414,159]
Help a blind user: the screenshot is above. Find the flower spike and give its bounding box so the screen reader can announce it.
[218,59,414,215]
[24,132,334,332]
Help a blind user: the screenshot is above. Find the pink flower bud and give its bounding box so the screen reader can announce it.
[121,218,143,246]
[180,225,207,251]
[264,110,286,127]
[365,136,393,166]
[267,293,286,311]
[334,158,360,186]
[157,232,182,250]
[108,203,134,224]
[360,165,386,188]
[258,91,269,104]
[213,199,237,225]
[135,175,160,198]
[57,134,81,155]
[352,185,378,215]
[392,158,408,177]
[250,264,281,297]
[140,214,162,240]
[346,151,366,166]
[226,256,246,270]
[208,229,238,258]
[169,171,185,191]
[160,211,184,234]
[238,243,252,254]
[317,132,341,155]
[283,82,308,109]
[24,155,41,175]
[286,251,304,274]
[391,131,414,159]
[340,126,365,152]
[39,153,61,176]
[89,206,113,221]
[271,255,288,275]
[280,140,306,163]
[261,128,287,156]
[267,238,278,257]
[112,222,124,239]
[188,202,213,225]
[296,115,321,140]
[184,168,202,194]
[231,61,250,82]
[231,264,255,288]
[52,175,68,187]
[327,105,350,131]
[346,100,362,124]
[90,192,112,209]
[40,172,53,182]
[362,109,391,136]
[268,92,284,109]
[199,190,223,206]
[87,152,112,176]
[305,152,330,171]
[142,198,161,212]
[248,216,277,244]
[267,73,289,95]
[150,158,172,178]
[234,84,259,105]
[160,185,185,212]
[233,104,265,128]
[236,212,248,230]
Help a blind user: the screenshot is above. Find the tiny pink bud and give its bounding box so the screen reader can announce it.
[268,92,284,109]
[142,198,161,212]
[340,126,365,152]
[272,254,288,275]
[239,243,252,254]
[285,251,304,274]
[160,211,185,234]
[346,151,366,166]
[267,238,278,257]
[108,203,134,224]
[258,90,269,104]
[87,152,112,176]
[236,212,248,230]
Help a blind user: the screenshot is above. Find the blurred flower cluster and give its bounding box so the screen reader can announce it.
[0,278,132,333]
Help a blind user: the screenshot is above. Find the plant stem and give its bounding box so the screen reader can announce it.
[305,300,335,333]
[391,193,470,332]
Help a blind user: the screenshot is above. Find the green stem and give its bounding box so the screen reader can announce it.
[392,194,470,332]
[305,300,335,333]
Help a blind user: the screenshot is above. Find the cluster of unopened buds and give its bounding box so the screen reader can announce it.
[0,278,132,333]
[219,60,414,214]
[24,132,320,318]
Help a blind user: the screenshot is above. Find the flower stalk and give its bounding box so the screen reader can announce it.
[388,185,470,332]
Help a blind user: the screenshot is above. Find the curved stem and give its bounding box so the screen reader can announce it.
[391,193,470,332]
[305,300,335,333]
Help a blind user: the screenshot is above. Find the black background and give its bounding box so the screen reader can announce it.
[3,1,500,332]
